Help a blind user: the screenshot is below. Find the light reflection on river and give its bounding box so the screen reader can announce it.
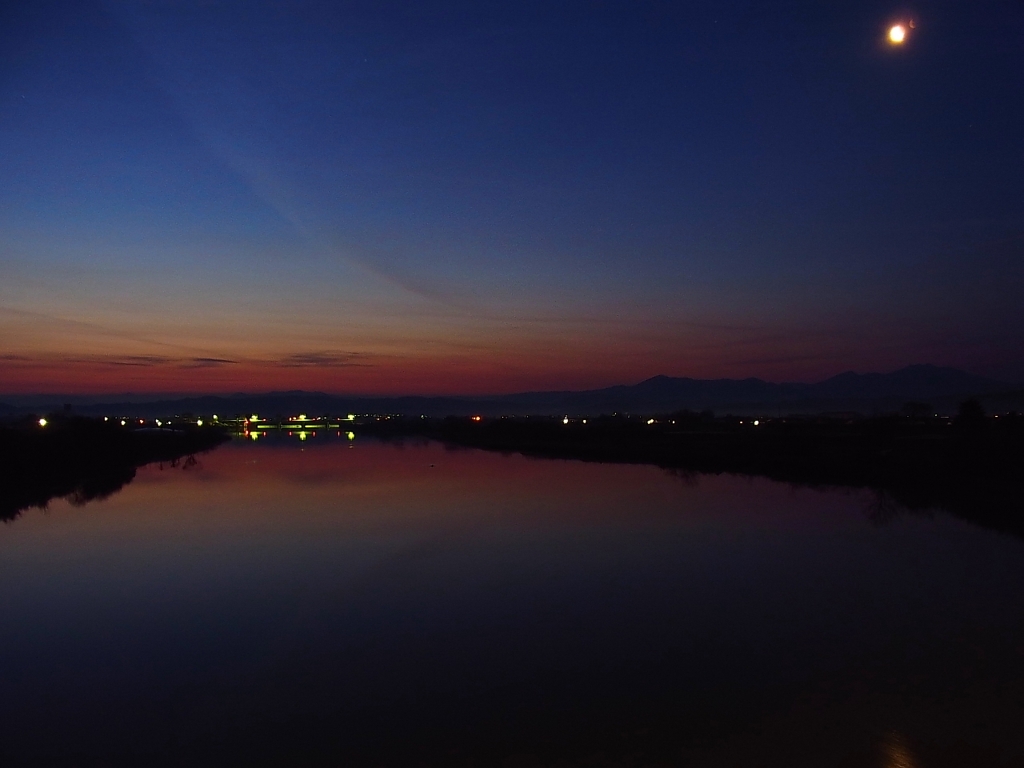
[1,437,1023,766]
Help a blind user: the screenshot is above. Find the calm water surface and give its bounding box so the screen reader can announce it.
[2,437,1023,766]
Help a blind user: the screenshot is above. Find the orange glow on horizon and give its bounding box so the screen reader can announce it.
[0,314,955,396]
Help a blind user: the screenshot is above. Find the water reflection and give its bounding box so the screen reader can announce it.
[883,732,919,768]
[2,438,1024,765]
[0,419,224,522]
[7,428,1023,543]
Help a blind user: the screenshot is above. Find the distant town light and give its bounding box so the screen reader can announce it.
[563,416,569,424]
[120,419,126,426]
[472,415,482,422]
[197,419,203,426]
[212,414,218,420]
[647,419,655,425]
[582,419,587,424]
[754,420,760,426]
[104,416,109,422]
[156,420,162,426]
[38,418,47,427]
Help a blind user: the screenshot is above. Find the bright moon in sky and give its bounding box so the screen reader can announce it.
[889,24,906,43]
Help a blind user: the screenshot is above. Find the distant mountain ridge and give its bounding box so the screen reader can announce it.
[2,365,1019,419]
[496,364,1012,415]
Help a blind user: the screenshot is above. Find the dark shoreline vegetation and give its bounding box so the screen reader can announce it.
[3,406,1023,537]
[352,406,1024,538]
[0,415,229,522]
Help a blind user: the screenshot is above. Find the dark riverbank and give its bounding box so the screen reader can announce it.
[355,411,1024,537]
[5,410,1022,536]
[0,416,229,521]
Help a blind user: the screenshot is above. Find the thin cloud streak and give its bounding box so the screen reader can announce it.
[0,351,373,371]
[0,306,229,358]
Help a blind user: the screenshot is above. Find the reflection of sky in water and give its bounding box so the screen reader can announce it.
[1,439,1023,765]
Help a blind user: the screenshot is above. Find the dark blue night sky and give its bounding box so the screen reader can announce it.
[1,1,1022,394]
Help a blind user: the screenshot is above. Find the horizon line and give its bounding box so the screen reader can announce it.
[1,363,1017,404]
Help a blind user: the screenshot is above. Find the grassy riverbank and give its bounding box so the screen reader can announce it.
[356,410,1024,536]
[0,415,229,521]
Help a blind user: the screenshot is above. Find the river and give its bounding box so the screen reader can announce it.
[2,436,1022,766]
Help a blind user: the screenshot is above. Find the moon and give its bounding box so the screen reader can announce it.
[889,24,906,43]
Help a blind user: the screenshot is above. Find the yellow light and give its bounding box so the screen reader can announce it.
[197,419,203,426]
[889,24,906,43]
[347,414,355,421]
[647,418,655,425]
[38,418,47,427]
[251,414,259,421]
[212,414,218,420]
[347,431,355,440]
[299,414,307,420]
[250,432,259,441]
[472,415,482,422]
[299,431,307,441]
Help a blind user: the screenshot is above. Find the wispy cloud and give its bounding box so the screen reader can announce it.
[0,306,227,357]
[187,357,239,367]
[0,351,372,370]
[273,351,373,368]
[105,355,174,367]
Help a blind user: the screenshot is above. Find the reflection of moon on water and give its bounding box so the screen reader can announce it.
[889,24,906,43]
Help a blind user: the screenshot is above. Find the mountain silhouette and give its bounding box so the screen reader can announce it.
[2,365,1016,418]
